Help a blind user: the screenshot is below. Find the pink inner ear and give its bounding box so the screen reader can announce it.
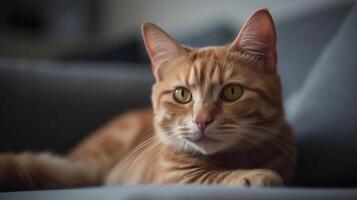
[230,9,277,70]
[141,23,183,72]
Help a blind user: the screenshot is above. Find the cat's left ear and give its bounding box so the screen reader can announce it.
[230,9,277,71]
[141,22,185,75]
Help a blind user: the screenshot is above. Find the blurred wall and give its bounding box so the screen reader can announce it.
[0,0,354,59]
[99,0,353,41]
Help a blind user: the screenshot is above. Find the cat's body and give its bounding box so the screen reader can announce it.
[108,116,294,187]
[0,9,296,191]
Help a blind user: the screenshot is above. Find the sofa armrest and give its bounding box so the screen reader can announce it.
[0,59,154,153]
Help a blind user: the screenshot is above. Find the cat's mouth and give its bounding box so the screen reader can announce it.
[181,132,225,155]
[184,132,220,143]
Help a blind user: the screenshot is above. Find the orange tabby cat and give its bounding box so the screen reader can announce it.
[0,9,296,191]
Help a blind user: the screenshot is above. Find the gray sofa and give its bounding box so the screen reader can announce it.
[1,3,357,199]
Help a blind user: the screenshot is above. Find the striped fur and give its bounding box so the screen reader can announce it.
[0,9,296,191]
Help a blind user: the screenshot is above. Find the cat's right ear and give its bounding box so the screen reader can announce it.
[141,22,185,75]
[230,9,277,71]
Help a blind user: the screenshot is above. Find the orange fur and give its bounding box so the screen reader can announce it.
[0,9,296,191]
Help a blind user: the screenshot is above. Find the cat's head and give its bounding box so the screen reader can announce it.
[142,9,283,155]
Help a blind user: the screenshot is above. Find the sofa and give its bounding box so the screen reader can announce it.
[1,3,357,199]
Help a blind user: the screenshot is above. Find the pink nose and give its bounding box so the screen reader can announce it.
[193,117,214,131]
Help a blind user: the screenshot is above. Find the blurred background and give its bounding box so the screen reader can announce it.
[0,0,355,93]
[0,0,353,60]
[0,0,355,94]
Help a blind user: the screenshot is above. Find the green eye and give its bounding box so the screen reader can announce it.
[221,84,243,102]
[173,87,192,104]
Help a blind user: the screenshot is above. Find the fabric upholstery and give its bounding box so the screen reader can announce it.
[1,185,357,200]
[286,4,357,186]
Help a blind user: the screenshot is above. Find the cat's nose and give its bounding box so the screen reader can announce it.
[193,116,214,131]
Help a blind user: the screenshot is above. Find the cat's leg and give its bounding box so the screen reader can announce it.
[0,152,100,191]
[69,108,154,178]
[182,169,283,187]
[0,108,154,191]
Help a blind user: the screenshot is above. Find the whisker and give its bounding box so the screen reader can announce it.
[237,124,296,141]
[244,132,298,165]
[238,134,275,156]
[237,127,300,165]
[236,118,281,124]
[124,134,179,179]
[115,132,158,169]
[223,118,280,125]
[237,125,295,150]
[126,139,163,176]
[223,124,304,168]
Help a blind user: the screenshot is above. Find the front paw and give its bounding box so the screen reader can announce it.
[234,170,283,187]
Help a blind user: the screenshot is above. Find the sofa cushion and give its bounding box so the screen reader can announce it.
[286,4,357,186]
[0,61,154,153]
[1,185,357,200]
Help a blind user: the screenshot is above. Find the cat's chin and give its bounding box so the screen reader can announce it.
[183,138,228,155]
[159,132,230,155]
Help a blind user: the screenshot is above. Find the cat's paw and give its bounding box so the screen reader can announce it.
[234,169,283,187]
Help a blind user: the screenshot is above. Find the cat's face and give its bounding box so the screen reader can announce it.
[142,9,283,155]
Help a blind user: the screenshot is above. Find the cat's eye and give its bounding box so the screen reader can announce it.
[221,84,243,102]
[173,87,192,104]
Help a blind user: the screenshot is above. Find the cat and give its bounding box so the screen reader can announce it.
[0,9,296,191]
